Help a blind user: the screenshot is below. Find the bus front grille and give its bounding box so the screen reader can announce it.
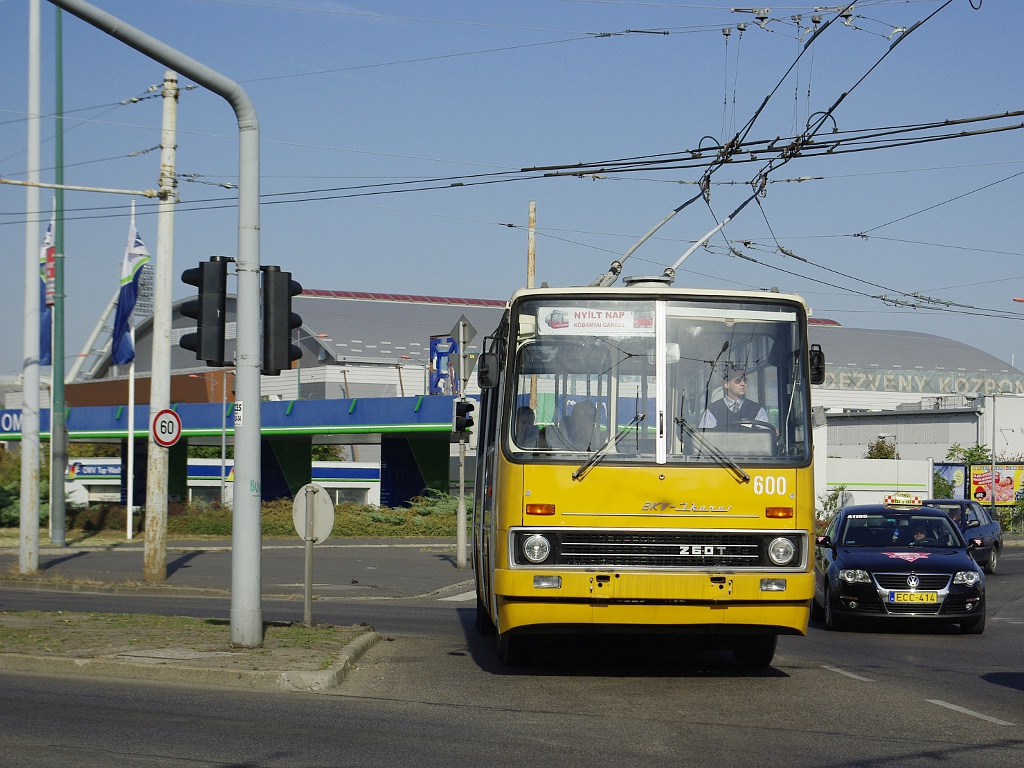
[509,530,803,570]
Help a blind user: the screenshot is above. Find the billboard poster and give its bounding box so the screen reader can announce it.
[968,464,1024,506]
[934,463,966,500]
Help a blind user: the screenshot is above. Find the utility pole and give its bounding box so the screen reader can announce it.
[143,71,178,582]
[527,201,537,411]
[527,200,536,290]
[20,0,42,575]
[50,6,67,548]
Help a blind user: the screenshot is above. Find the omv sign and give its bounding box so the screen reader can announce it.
[0,410,22,436]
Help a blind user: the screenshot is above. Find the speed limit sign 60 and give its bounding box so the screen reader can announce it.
[152,408,182,448]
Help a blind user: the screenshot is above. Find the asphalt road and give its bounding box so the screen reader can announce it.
[2,540,1023,767]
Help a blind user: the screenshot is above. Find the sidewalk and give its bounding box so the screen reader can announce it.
[0,537,472,692]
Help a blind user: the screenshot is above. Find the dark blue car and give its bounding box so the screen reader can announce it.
[813,504,986,633]
[920,499,1003,574]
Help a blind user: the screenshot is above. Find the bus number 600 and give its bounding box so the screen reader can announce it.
[753,475,786,495]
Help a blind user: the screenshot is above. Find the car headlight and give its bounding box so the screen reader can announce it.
[767,537,797,566]
[954,571,981,586]
[839,569,871,583]
[522,534,551,564]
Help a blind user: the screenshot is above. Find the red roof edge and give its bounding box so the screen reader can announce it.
[299,289,506,307]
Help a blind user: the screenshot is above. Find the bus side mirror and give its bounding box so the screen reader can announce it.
[809,344,825,385]
[477,352,499,389]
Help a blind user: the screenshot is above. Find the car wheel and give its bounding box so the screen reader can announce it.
[984,547,998,575]
[496,630,531,666]
[475,594,496,636]
[960,612,986,634]
[733,633,777,668]
[824,584,846,632]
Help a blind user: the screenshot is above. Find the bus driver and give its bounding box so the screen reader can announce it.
[698,366,769,431]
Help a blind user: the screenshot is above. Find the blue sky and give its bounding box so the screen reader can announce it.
[2,0,1022,377]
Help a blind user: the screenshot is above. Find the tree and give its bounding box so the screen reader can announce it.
[815,485,847,524]
[946,443,990,464]
[865,437,898,459]
[932,471,955,500]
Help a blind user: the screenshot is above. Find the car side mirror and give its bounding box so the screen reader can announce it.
[816,535,833,549]
[969,538,983,548]
[966,519,980,529]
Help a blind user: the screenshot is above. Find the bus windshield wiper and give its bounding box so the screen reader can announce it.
[677,418,750,484]
[572,413,645,482]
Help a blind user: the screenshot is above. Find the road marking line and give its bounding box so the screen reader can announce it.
[823,665,873,682]
[439,591,476,602]
[926,700,1015,726]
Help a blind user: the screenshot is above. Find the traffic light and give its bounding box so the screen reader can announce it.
[453,398,475,433]
[180,257,228,366]
[262,265,303,375]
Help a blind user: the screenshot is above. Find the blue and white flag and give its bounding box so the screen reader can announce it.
[38,211,55,366]
[111,214,151,365]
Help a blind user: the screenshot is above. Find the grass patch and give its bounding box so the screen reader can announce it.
[0,490,468,542]
[0,610,370,672]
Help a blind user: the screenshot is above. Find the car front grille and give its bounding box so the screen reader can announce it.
[873,573,950,590]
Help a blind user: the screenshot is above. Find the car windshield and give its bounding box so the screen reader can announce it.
[840,513,963,548]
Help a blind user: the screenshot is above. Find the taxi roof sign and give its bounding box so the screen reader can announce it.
[884,492,921,507]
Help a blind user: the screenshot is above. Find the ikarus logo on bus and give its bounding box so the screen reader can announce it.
[640,501,733,512]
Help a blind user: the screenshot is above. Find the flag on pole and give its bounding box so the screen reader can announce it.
[38,211,55,366]
[111,213,151,365]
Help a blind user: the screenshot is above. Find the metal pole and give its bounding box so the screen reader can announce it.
[456,319,468,569]
[50,0,264,646]
[126,327,135,539]
[221,371,227,504]
[20,0,42,575]
[991,395,997,522]
[304,484,314,627]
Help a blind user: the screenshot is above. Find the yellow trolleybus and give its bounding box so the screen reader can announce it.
[473,279,825,666]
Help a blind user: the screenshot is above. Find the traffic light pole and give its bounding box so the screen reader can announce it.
[49,0,266,647]
[456,319,468,569]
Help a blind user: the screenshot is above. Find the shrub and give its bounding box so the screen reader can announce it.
[38,491,471,538]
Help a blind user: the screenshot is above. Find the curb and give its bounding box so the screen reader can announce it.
[0,578,477,600]
[0,630,384,693]
[0,579,230,598]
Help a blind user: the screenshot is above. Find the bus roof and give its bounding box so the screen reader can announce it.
[507,284,811,309]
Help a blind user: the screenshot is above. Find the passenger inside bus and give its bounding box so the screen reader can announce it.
[561,400,601,451]
[515,406,540,449]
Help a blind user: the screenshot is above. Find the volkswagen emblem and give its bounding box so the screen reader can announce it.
[906,574,920,588]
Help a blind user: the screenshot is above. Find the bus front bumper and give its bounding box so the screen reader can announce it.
[493,568,813,636]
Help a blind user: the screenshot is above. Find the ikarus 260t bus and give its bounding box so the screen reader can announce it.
[472,280,825,666]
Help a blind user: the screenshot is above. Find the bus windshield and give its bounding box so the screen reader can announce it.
[508,296,812,467]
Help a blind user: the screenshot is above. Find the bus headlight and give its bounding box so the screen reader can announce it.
[522,534,551,564]
[767,537,796,566]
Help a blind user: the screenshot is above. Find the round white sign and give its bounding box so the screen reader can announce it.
[292,483,334,544]
[152,408,182,448]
